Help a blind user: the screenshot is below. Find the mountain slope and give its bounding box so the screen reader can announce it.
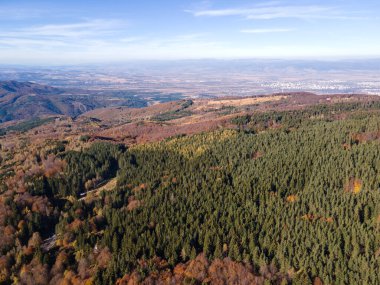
[0,81,92,122]
[0,81,150,123]
[2,101,380,284]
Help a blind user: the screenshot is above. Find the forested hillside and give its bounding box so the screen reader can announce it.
[0,80,173,123]
[0,101,380,284]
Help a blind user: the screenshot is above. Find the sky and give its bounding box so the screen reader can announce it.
[0,0,379,64]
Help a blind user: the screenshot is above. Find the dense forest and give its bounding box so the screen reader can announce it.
[1,101,380,284]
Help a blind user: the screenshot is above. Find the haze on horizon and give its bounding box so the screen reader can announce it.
[0,0,380,65]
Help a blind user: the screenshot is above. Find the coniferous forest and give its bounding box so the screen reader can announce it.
[1,102,380,284]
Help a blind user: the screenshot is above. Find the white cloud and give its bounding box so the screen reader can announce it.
[0,23,226,63]
[120,37,145,43]
[0,38,67,48]
[0,19,127,41]
[0,8,46,19]
[189,3,361,20]
[24,19,126,37]
[0,19,130,52]
[241,28,294,34]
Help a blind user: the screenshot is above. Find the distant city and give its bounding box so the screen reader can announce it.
[1,59,380,98]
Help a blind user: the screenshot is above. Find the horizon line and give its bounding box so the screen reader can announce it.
[1,56,380,67]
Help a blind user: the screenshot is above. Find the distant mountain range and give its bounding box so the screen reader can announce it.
[0,81,153,123]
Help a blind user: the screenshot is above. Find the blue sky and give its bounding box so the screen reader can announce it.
[0,0,379,64]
